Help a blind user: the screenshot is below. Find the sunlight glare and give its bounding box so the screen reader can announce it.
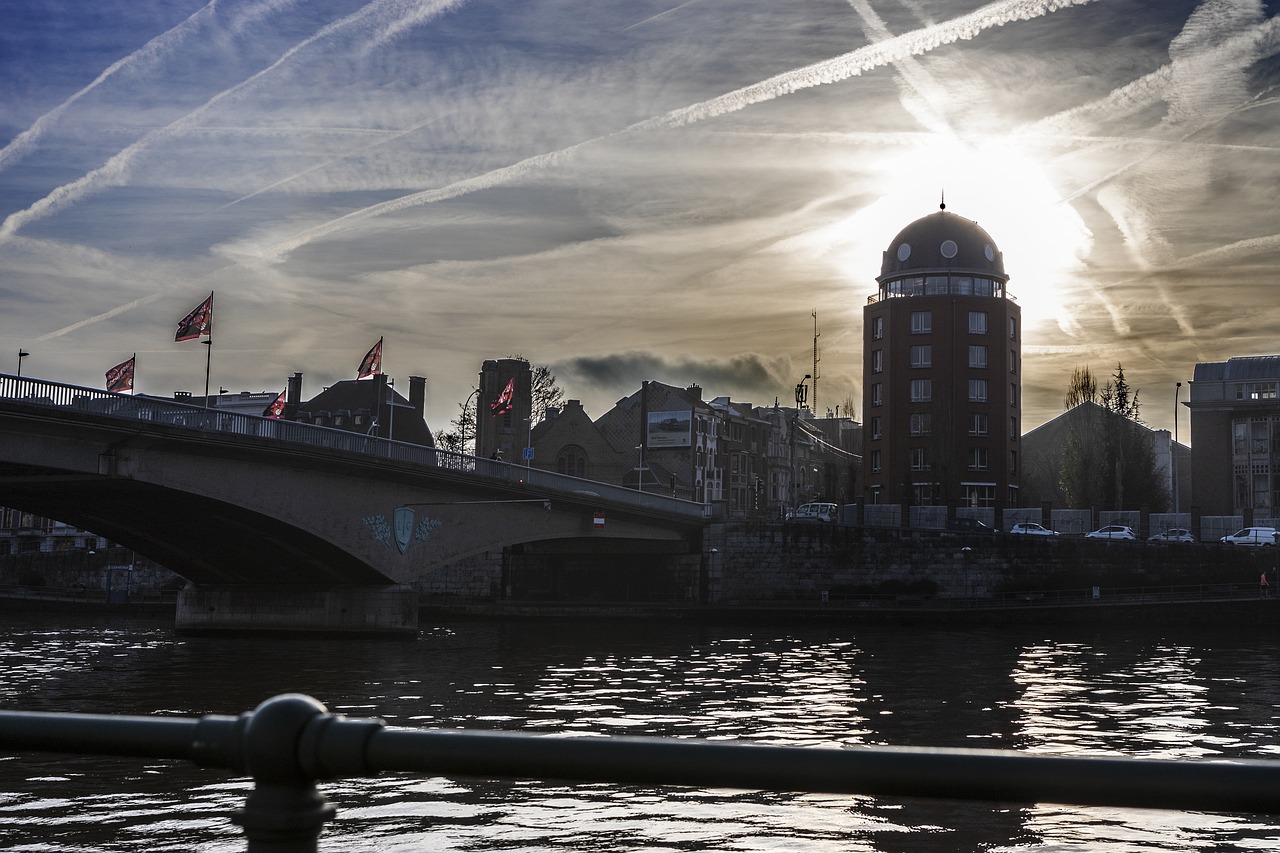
[845,136,1091,329]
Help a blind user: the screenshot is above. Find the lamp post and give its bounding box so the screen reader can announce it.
[1174,381,1182,515]
[790,375,811,511]
[16,349,28,378]
[461,388,480,457]
[635,444,645,492]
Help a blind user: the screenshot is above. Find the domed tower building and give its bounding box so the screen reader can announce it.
[862,205,1021,514]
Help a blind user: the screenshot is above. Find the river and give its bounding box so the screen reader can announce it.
[0,611,1278,851]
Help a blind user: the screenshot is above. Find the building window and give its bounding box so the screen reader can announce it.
[1011,383,1018,407]
[969,311,988,334]
[969,448,989,470]
[1009,317,1018,340]
[869,486,882,505]
[964,484,996,508]
[871,316,884,340]
[556,445,588,478]
[871,449,881,474]
[969,379,988,402]
[968,345,988,368]
[910,379,931,402]
[1239,382,1278,400]
[912,483,936,505]
[1011,415,1018,439]
[910,345,932,368]
[969,413,988,436]
[871,383,882,407]
[910,448,928,471]
[1010,349,1017,374]
[910,413,932,435]
[870,416,881,439]
[871,349,884,373]
[911,311,932,334]
[1010,449,1018,474]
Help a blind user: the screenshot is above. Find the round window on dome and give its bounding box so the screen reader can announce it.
[897,243,911,262]
[984,244,995,262]
[940,240,958,259]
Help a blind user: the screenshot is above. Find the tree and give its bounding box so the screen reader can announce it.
[1063,365,1098,409]
[436,390,479,456]
[531,364,565,424]
[506,355,566,425]
[1057,363,1166,511]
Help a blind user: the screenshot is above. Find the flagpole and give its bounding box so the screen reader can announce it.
[131,353,136,395]
[386,339,394,441]
[202,292,214,409]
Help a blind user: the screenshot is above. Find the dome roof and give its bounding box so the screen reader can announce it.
[879,208,1006,281]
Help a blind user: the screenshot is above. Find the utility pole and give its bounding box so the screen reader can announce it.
[811,310,821,417]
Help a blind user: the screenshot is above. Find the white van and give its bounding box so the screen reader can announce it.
[787,502,838,523]
[1220,527,1278,546]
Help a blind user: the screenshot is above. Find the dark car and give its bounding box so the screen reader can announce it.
[946,517,997,534]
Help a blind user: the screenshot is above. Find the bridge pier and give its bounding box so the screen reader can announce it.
[175,584,418,638]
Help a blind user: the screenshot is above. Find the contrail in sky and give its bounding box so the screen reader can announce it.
[0,0,467,242]
[0,0,304,174]
[36,292,166,341]
[256,0,1104,260]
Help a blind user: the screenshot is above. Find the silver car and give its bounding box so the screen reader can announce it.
[1086,525,1136,540]
[1149,527,1196,543]
[1009,522,1059,536]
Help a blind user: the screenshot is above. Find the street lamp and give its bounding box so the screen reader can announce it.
[1174,381,1182,515]
[635,444,645,492]
[16,349,29,377]
[789,375,811,510]
[460,388,480,457]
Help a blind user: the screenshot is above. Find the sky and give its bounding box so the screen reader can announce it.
[2,0,1278,442]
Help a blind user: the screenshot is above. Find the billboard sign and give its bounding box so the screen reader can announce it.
[647,410,692,447]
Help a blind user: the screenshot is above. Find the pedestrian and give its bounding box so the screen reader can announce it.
[1261,571,1270,598]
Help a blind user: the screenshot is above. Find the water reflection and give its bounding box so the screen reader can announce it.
[0,615,1277,851]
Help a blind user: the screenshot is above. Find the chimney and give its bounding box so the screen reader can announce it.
[285,372,303,420]
[373,374,389,437]
[409,376,426,421]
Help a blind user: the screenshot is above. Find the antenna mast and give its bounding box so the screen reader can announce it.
[811,309,821,416]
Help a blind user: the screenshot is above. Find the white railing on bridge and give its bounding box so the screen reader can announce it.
[0,375,710,519]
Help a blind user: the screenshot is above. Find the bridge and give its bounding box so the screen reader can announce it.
[0,375,711,634]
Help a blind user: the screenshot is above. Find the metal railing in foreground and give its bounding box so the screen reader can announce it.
[1,694,1278,852]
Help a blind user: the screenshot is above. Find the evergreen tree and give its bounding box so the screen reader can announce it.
[1057,363,1167,511]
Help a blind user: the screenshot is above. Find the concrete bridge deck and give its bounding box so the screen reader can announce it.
[0,375,711,634]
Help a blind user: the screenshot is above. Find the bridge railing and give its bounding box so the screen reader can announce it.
[2,693,1278,852]
[0,375,710,518]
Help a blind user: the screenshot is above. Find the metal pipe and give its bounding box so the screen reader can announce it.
[3,693,1280,853]
[364,728,1280,815]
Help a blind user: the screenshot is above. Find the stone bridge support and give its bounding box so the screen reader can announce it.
[175,584,418,637]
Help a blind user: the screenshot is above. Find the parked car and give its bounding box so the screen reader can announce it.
[1149,527,1196,543]
[1009,522,1059,536]
[1219,526,1278,546]
[786,502,838,523]
[1085,525,1137,540]
[946,517,997,535]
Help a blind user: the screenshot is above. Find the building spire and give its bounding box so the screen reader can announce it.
[940,188,946,211]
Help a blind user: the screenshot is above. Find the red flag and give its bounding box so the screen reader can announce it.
[357,337,382,378]
[490,377,514,416]
[175,293,213,342]
[262,389,286,418]
[105,355,135,393]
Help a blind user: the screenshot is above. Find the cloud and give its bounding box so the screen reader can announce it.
[560,351,803,410]
[250,0,1104,260]
[0,0,466,241]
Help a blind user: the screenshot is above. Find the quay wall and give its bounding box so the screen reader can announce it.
[704,522,1276,605]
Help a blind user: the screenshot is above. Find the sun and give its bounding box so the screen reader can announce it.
[845,135,1092,328]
